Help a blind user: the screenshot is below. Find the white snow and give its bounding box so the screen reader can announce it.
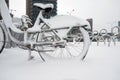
[46,15,90,29]
[0,42,120,80]
[0,0,23,33]
[34,3,54,9]
[44,15,90,39]
[28,12,91,40]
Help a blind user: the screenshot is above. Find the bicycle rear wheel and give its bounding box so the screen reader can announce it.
[36,27,90,60]
[0,25,5,53]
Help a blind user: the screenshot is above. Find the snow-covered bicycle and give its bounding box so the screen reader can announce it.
[0,0,90,61]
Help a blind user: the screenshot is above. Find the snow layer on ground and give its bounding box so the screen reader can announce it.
[0,42,120,80]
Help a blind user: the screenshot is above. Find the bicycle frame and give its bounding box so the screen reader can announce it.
[0,0,90,61]
[0,0,68,47]
[0,0,65,61]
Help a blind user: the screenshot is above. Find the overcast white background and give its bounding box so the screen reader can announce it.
[9,0,120,30]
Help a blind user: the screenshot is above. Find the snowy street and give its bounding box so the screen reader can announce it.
[0,42,120,80]
[0,0,120,80]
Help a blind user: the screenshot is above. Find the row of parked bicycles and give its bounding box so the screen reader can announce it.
[90,26,120,46]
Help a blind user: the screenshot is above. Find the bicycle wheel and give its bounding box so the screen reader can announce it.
[36,27,90,60]
[0,25,6,54]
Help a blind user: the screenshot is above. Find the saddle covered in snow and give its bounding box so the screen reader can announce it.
[34,3,54,13]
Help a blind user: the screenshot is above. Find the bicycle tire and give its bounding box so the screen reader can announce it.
[0,25,6,54]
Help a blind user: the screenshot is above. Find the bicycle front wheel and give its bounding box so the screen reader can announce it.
[0,25,5,54]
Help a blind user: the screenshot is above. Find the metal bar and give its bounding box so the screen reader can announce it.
[33,49,54,52]
[28,27,69,33]
[34,41,65,46]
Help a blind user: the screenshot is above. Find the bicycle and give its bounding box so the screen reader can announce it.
[0,0,90,61]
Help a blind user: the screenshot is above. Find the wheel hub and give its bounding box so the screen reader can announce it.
[54,42,66,48]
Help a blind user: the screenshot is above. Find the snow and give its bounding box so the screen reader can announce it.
[28,12,91,40]
[45,15,90,29]
[0,1,120,79]
[0,0,23,33]
[0,42,120,80]
[43,15,90,39]
[34,3,54,9]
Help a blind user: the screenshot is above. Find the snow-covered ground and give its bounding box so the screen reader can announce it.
[0,42,120,80]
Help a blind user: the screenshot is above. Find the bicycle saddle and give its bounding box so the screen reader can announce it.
[34,3,54,10]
